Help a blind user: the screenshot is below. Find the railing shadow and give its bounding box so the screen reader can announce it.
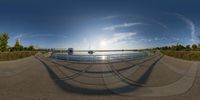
[34,54,163,95]
[105,55,164,94]
[35,56,114,95]
[136,55,164,84]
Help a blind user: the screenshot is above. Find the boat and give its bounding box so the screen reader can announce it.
[67,48,73,55]
[88,50,94,54]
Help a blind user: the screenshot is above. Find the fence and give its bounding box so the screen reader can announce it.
[52,51,153,63]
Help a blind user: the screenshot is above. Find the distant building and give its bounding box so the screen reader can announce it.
[68,48,73,55]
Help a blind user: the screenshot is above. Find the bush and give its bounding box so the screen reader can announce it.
[161,50,200,61]
[0,51,37,61]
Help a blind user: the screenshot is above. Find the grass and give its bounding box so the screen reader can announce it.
[0,51,37,61]
[161,50,200,61]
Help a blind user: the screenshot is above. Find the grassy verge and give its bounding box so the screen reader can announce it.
[161,50,200,61]
[0,51,37,61]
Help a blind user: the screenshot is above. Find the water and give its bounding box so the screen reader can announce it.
[52,51,149,63]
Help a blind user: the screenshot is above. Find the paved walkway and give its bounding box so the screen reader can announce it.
[0,53,199,100]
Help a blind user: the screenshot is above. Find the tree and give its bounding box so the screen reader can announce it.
[28,45,35,51]
[192,44,197,50]
[13,39,23,51]
[186,45,191,50]
[0,32,9,52]
[175,43,185,51]
[198,44,200,49]
[198,36,200,49]
[23,47,28,51]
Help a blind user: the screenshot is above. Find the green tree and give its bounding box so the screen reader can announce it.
[186,45,191,50]
[198,36,200,49]
[198,44,200,49]
[28,45,35,51]
[192,44,197,50]
[0,32,9,52]
[13,39,23,51]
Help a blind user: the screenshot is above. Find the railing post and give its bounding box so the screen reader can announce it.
[107,55,109,63]
[109,55,110,63]
[93,55,95,63]
[121,54,123,62]
[67,55,69,61]
[131,53,133,60]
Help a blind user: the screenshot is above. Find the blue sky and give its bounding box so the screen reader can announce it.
[0,0,200,50]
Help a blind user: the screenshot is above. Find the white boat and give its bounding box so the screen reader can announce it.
[88,50,94,54]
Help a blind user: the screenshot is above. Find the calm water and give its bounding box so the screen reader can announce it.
[52,51,149,63]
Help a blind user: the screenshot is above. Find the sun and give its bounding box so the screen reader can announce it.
[100,40,107,46]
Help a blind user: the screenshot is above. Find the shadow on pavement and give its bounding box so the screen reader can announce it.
[34,55,163,95]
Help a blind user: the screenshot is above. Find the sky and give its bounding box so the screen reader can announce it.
[0,0,200,50]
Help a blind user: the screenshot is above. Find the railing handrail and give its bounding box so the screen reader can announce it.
[52,51,152,63]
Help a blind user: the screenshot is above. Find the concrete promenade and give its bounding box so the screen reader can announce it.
[0,53,199,100]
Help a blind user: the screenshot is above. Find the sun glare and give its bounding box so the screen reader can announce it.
[101,55,107,60]
[100,40,107,46]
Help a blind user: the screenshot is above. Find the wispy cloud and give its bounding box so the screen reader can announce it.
[13,34,23,40]
[139,38,153,42]
[128,16,169,29]
[103,23,144,31]
[102,15,120,20]
[97,32,137,49]
[172,13,196,43]
[13,33,67,40]
[26,34,56,38]
[107,32,137,44]
[150,18,168,29]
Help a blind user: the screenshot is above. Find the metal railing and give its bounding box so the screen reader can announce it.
[52,52,153,63]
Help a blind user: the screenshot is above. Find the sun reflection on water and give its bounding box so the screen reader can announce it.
[101,55,107,60]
